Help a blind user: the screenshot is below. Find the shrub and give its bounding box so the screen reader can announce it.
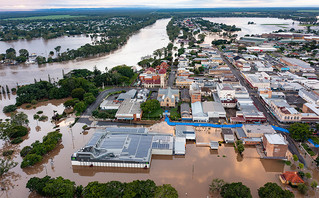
[8,125,28,138]
[31,100,37,105]
[3,105,17,113]
[11,137,23,144]
[26,104,32,108]
[285,161,292,166]
[2,150,14,156]
[21,154,42,168]
[33,114,40,120]
[38,115,48,121]
[36,111,43,114]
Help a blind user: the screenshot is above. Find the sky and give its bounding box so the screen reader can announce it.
[1,0,319,11]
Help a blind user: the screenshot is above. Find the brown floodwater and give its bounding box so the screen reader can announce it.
[0,18,170,88]
[1,93,318,198]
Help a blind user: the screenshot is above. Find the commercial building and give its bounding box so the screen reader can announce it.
[115,99,142,121]
[202,101,226,118]
[243,73,270,89]
[174,137,186,155]
[222,128,235,143]
[175,125,196,140]
[117,89,137,102]
[280,57,314,72]
[100,100,121,110]
[262,134,288,159]
[191,101,209,122]
[298,89,319,105]
[71,128,176,168]
[235,124,276,145]
[238,37,267,45]
[269,100,302,123]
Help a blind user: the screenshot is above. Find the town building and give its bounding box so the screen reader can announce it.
[222,128,235,143]
[202,101,226,118]
[238,37,267,45]
[216,83,237,108]
[115,99,142,121]
[175,125,196,140]
[181,103,192,121]
[157,87,180,107]
[189,83,201,103]
[298,89,319,105]
[243,73,270,89]
[262,134,288,159]
[280,57,315,72]
[235,124,275,145]
[191,101,209,122]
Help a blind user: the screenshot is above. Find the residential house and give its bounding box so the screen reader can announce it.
[279,171,304,185]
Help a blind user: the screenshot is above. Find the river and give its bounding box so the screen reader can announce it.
[0,18,170,88]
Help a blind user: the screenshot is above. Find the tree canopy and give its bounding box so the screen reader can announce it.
[258,182,294,198]
[220,182,252,198]
[289,123,312,142]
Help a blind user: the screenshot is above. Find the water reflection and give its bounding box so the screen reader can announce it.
[72,166,150,176]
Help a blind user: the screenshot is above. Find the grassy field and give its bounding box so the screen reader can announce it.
[142,108,163,120]
[5,15,84,20]
[299,24,319,27]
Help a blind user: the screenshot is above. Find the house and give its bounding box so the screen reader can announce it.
[262,134,288,159]
[222,128,235,143]
[279,171,304,185]
[157,87,180,107]
[181,103,192,120]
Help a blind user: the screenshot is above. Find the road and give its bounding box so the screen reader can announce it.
[220,51,306,166]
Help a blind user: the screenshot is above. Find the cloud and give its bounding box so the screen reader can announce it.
[1,0,319,11]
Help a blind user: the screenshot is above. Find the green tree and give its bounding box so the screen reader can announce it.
[19,49,29,58]
[71,88,85,100]
[293,154,299,162]
[155,184,178,198]
[54,46,61,54]
[236,140,245,155]
[42,176,75,197]
[3,105,17,113]
[305,172,311,179]
[311,180,318,189]
[74,101,87,113]
[26,176,52,196]
[11,112,29,126]
[220,182,252,198]
[299,163,304,169]
[297,183,308,195]
[258,182,294,198]
[140,99,160,114]
[20,154,42,168]
[36,56,46,64]
[0,157,18,176]
[209,178,226,194]
[289,123,312,142]
[123,179,157,198]
[84,92,96,105]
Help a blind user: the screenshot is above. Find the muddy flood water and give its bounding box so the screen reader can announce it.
[0,94,319,197]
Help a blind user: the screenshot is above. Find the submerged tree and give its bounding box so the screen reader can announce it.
[0,157,18,177]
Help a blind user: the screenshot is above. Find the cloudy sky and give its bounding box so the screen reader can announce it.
[1,0,319,11]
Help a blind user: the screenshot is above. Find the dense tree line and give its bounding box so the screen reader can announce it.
[20,131,62,168]
[26,176,178,198]
[166,17,180,41]
[194,18,241,32]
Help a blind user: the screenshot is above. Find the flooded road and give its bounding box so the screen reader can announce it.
[0,18,170,87]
